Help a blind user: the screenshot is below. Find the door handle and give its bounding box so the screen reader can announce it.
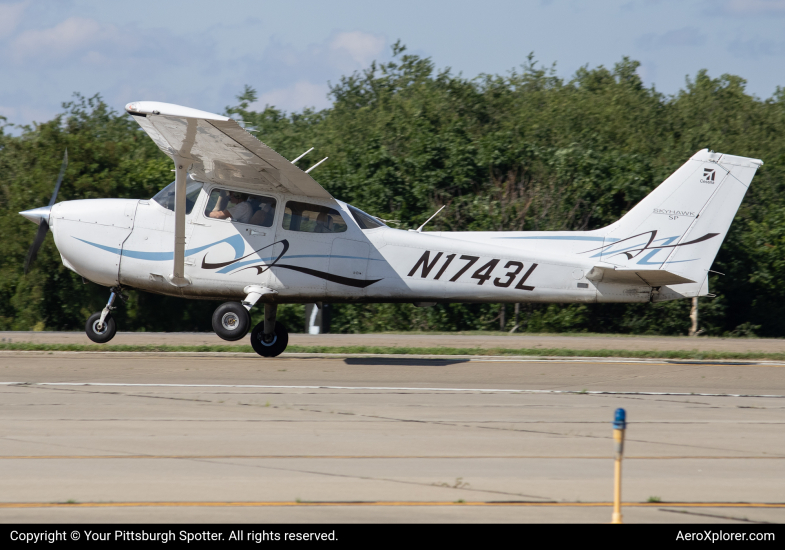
[250,230,266,236]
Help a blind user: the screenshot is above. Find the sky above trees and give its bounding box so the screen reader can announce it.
[1,0,785,127]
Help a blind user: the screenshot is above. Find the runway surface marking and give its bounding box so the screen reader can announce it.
[1,501,783,508]
[4,351,785,367]
[469,359,785,367]
[2,382,783,399]
[0,455,781,460]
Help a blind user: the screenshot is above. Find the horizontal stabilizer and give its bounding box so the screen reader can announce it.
[587,266,696,287]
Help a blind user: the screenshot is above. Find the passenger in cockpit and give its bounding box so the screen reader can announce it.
[249,201,274,227]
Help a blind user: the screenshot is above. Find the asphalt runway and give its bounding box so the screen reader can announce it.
[1,351,784,523]
[5,330,785,353]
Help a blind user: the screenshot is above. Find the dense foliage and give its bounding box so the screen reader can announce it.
[2,45,784,335]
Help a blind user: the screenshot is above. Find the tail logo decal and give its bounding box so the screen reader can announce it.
[653,208,696,219]
[701,168,716,184]
[580,230,719,263]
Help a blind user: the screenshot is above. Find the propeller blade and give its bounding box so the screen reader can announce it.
[48,149,68,207]
[23,149,67,274]
[24,220,49,275]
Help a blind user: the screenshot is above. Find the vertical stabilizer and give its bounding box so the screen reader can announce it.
[587,149,761,288]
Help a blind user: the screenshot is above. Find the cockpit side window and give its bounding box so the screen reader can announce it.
[282,201,348,233]
[152,179,204,214]
[203,188,277,227]
[347,205,386,230]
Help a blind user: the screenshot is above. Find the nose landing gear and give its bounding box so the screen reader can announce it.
[85,287,125,343]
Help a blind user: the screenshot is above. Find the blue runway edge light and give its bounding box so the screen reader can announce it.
[613,408,627,430]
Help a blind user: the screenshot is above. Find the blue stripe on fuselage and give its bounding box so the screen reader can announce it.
[74,234,246,261]
[494,236,618,242]
[74,237,381,273]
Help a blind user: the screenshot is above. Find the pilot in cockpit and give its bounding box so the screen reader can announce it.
[314,211,333,233]
[208,190,253,224]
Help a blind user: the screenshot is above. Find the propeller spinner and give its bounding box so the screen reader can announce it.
[20,149,68,274]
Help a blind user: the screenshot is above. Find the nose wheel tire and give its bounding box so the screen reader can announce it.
[251,321,289,357]
[212,302,251,341]
[85,312,117,343]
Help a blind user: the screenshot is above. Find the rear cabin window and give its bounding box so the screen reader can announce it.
[204,188,277,227]
[282,201,348,233]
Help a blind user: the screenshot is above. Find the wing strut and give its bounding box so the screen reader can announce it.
[168,118,197,287]
[168,155,191,287]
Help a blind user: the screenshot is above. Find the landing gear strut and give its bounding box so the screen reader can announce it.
[250,303,289,357]
[85,287,125,343]
[211,286,289,357]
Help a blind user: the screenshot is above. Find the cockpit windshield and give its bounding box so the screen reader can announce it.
[152,178,204,214]
[347,204,386,230]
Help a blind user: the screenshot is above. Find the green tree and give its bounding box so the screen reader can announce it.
[3,47,785,336]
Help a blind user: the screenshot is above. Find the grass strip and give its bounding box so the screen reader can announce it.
[0,342,784,361]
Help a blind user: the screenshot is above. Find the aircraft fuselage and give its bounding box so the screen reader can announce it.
[49,185,686,306]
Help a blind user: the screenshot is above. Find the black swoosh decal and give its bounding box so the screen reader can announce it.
[202,239,289,270]
[200,237,379,288]
[237,263,381,288]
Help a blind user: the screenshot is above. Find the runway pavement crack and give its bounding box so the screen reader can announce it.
[281,405,785,457]
[7,385,784,461]
[0,435,159,458]
[659,508,772,523]
[36,385,214,404]
[542,363,727,391]
[184,456,553,502]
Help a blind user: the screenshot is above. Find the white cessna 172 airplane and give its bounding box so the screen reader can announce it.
[19,101,762,357]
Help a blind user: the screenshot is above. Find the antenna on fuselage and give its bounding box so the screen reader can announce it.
[291,147,314,164]
[305,157,329,174]
[414,205,446,233]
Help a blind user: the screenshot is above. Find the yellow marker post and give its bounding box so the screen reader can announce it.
[611,408,626,524]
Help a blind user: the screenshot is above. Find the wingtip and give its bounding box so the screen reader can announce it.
[125,101,229,121]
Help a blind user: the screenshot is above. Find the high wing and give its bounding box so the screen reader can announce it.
[125,101,331,199]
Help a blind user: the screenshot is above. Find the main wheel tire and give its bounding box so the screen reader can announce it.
[85,312,117,343]
[250,321,289,357]
[212,302,251,341]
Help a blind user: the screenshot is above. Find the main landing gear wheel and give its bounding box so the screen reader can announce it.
[212,302,251,341]
[85,312,117,343]
[251,321,289,357]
